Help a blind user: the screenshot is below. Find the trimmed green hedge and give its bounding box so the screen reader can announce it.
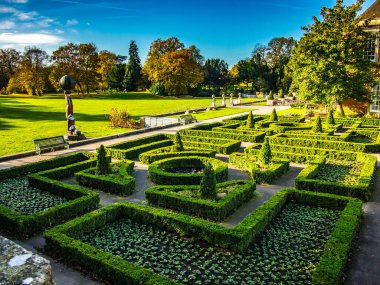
[181,135,241,154]
[180,129,265,143]
[145,180,255,221]
[75,161,135,195]
[0,154,99,238]
[148,156,228,185]
[106,134,173,159]
[269,122,312,133]
[44,189,361,285]
[269,133,380,153]
[229,153,290,184]
[295,153,377,200]
[139,147,216,164]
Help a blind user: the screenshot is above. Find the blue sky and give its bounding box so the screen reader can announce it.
[0,0,376,67]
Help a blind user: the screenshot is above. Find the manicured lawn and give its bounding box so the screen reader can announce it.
[0,92,259,156]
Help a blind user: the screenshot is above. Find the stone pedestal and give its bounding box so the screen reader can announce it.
[66,133,86,141]
[0,235,54,285]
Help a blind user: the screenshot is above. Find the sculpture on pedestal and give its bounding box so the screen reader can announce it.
[211,94,216,108]
[221,93,226,106]
[59,75,85,140]
[229,93,234,106]
[237,92,242,105]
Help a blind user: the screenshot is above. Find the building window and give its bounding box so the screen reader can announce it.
[370,85,380,113]
[364,33,377,62]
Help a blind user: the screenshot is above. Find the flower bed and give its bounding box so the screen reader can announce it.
[145,180,255,220]
[44,189,362,285]
[0,153,99,238]
[295,154,377,200]
[148,156,228,185]
[138,147,216,164]
[105,134,173,160]
[75,161,135,195]
[229,153,289,184]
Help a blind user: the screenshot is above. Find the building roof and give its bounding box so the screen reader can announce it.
[361,0,380,20]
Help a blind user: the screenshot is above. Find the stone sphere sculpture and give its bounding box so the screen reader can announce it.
[59,75,76,91]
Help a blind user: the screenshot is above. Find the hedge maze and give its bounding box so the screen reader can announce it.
[1,114,379,284]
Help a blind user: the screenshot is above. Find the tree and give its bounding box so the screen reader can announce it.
[124,40,142,91]
[16,47,49,96]
[107,63,126,90]
[0,48,20,90]
[246,111,254,128]
[98,50,118,90]
[143,37,204,95]
[313,116,323,133]
[327,109,335,125]
[50,43,99,93]
[286,0,377,115]
[258,137,272,167]
[203,58,229,88]
[268,90,274,100]
[270,108,278,121]
[96,144,111,175]
[172,132,184,152]
[199,162,217,200]
[278,89,284,99]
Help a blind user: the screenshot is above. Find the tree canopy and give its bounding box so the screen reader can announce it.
[286,0,377,112]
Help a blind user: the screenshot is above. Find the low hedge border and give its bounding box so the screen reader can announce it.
[229,153,290,184]
[106,134,173,159]
[145,180,256,221]
[295,153,377,200]
[269,122,312,133]
[182,137,241,154]
[75,161,135,195]
[148,156,228,185]
[269,133,380,153]
[43,189,361,285]
[181,129,265,143]
[0,154,99,238]
[139,147,216,164]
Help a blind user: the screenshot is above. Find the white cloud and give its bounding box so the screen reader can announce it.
[5,0,29,3]
[0,20,16,29]
[39,18,54,27]
[17,11,37,20]
[0,32,63,46]
[0,6,18,14]
[66,19,78,26]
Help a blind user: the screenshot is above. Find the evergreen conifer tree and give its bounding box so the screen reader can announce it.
[313,116,323,133]
[258,137,272,167]
[124,40,142,91]
[270,108,278,121]
[246,111,254,128]
[327,109,335,125]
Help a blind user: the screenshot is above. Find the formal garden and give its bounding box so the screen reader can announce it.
[0,108,378,285]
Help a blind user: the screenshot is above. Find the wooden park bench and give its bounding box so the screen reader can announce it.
[33,136,69,155]
[179,114,197,125]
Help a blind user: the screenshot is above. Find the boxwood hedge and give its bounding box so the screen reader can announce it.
[145,180,255,220]
[139,147,216,164]
[44,189,362,285]
[148,156,228,185]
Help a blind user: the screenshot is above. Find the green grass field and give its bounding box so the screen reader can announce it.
[0,92,260,156]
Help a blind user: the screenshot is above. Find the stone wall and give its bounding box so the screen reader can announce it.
[0,235,54,285]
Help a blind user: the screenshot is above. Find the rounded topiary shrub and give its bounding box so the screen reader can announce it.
[148,156,228,185]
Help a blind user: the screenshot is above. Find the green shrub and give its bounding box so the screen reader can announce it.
[172,132,184,152]
[270,108,278,121]
[181,128,265,143]
[327,109,335,125]
[313,116,323,133]
[76,161,135,195]
[139,147,216,164]
[199,162,217,200]
[96,145,111,175]
[246,111,254,128]
[278,89,284,99]
[258,137,272,167]
[268,90,274,100]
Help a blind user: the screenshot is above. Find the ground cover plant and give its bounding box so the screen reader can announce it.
[0,92,260,156]
[0,177,69,215]
[79,203,340,285]
[315,159,363,185]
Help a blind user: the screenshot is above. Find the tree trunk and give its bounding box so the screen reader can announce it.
[337,102,345,117]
